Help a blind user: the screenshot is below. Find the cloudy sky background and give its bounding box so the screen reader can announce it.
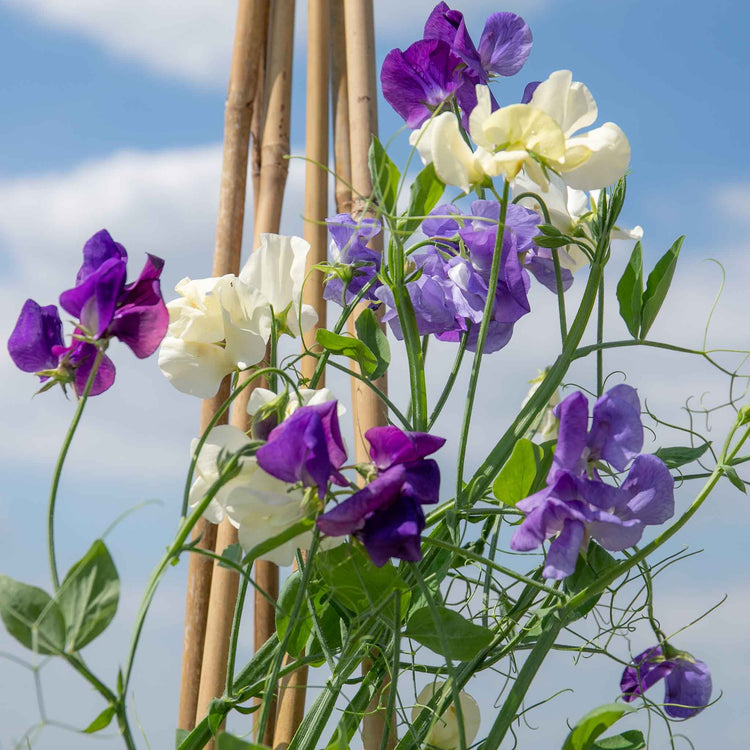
[1,0,749,747]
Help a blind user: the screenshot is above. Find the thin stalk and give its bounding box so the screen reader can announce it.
[48,346,106,590]
[455,180,510,515]
[225,562,252,697]
[427,330,468,430]
[596,276,605,395]
[552,248,568,343]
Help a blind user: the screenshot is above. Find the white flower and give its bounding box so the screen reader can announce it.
[412,682,481,750]
[239,233,318,338]
[409,112,485,194]
[159,234,318,398]
[188,425,312,566]
[521,370,562,442]
[247,386,347,419]
[470,72,630,191]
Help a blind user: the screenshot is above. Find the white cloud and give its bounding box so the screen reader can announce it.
[714,181,750,225]
[3,0,550,87]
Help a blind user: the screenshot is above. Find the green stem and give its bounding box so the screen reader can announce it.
[455,180,510,516]
[428,330,468,430]
[480,618,564,749]
[597,276,605,395]
[552,248,568,344]
[48,346,106,591]
[225,561,252,697]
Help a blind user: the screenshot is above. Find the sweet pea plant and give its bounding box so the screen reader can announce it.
[3,4,750,749]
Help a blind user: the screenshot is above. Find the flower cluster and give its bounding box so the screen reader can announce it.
[510,385,675,578]
[621,645,712,719]
[7,229,168,396]
[158,234,317,398]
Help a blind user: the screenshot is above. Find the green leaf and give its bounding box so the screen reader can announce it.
[275,570,313,658]
[56,539,119,650]
[592,730,646,750]
[562,704,634,750]
[397,163,444,239]
[367,136,400,215]
[315,543,409,621]
[534,234,574,249]
[316,329,377,376]
[492,438,544,507]
[355,308,390,380]
[654,443,710,469]
[306,593,343,666]
[563,542,617,619]
[725,466,747,494]
[0,576,66,654]
[176,729,190,747]
[639,235,683,338]
[217,734,270,749]
[207,699,227,737]
[218,543,244,569]
[616,241,643,339]
[84,705,116,733]
[404,606,494,661]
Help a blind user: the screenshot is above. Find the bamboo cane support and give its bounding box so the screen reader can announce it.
[330,0,352,215]
[343,4,395,747]
[177,0,267,734]
[272,3,330,747]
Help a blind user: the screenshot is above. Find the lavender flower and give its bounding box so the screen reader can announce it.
[317,426,445,566]
[256,401,348,498]
[7,230,167,396]
[323,213,382,306]
[510,385,675,578]
[621,645,712,719]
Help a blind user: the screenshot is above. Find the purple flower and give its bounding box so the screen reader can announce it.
[7,229,164,397]
[380,39,463,128]
[510,385,675,578]
[621,646,712,719]
[317,426,445,566]
[59,229,168,358]
[256,402,348,498]
[323,213,382,306]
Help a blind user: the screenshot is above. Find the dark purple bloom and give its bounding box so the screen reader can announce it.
[621,646,712,719]
[256,402,348,498]
[55,337,117,397]
[381,39,463,128]
[323,214,382,306]
[510,385,674,578]
[8,299,64,373]
[521,80,541,104]
[317,426,445,566]
[59,229,168,358]
[476,13,533,77]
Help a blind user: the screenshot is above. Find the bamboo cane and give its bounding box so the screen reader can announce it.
[252,2,297,745]
[272,2,330,747]
[177,0,267,734]
[330,0,352,215]
[343,4,396,747]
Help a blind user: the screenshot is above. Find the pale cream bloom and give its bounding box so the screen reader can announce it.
[412,682,481,750]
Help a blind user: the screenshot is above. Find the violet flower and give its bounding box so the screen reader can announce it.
[256,401,348,498]
[317,426,445,566]
[621,645,712,719]
[323,213,382,306]
[510,385,675,578]
[7,230,167,396]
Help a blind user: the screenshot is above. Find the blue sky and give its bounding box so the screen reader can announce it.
[1,1,749,748]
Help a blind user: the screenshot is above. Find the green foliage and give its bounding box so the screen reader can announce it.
[397,163,445,240]
[57,539,119,650]
[640,236,684,338]
[404,605,494,661]
[0,576,65,654]
[305,592,343,665]
[355,307,391,379]
[492,438,551,507]
[368,136,400,215]
[654,443,710,469]
[616,241,643,338]
[217,734,270,749]
[84,705,116,733]
[592,731,646,750]
[276,570,313,658]
[564,542,617,618]
[615,236,683,339]
[725,465,747,493]
[315,543,409,621]
[316,329,378,377]
[562,703,634,750]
